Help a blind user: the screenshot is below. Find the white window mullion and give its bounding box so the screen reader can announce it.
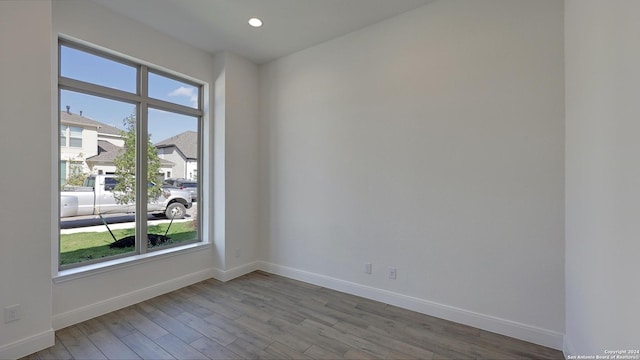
[137,66,149,254]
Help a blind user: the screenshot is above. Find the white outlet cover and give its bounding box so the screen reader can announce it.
[4,304,21,323]
[388,267,397,279]
[365,263,372,274]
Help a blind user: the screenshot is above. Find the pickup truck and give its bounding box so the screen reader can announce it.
[60,174,193,219]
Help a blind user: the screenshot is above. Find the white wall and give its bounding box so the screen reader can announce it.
[259,0,565,348]
[222,53,261,270]
[212,52,261,277]
[565,0,640,355]
[0,1,55,358]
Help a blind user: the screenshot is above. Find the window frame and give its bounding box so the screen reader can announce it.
[58,38,205,270]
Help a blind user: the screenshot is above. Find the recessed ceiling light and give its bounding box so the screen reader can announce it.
[248,17,263,28]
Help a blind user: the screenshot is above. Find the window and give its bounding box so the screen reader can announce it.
[60,161,67,186]
[60,124,84,148]
[59,39,203,269]
[104,177,117,191]
[69,126,83,148]
[60,125,68,147]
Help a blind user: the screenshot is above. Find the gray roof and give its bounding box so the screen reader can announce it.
[87,140,174,167]
[60,111,123,136]
[86,140,122,163]
[155,131,198,160]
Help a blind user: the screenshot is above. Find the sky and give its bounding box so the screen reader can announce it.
[60,45,199,143]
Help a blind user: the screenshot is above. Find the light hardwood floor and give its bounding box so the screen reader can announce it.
[24,271,564,359]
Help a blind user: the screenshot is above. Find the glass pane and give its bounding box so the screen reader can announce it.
[148,72,199,109]
[60,161,67,186]
[147,108,199,250]
[70,126,83,137]
[69,138,82,148]
[59,90,137,267]
[60,45,137,93]
[60,125,67,147]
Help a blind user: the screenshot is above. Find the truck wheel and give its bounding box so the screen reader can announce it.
[165,203,186,219]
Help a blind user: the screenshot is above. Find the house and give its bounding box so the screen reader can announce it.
[59,110,174,181]
[155,131,198,180]
[85,140,175,179]
[59,110,98,184]
[1,0,638,359]
[59,110,122,182]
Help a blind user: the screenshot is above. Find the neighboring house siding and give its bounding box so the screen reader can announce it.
[186,160,197,180]
[155,131,198,180]
[157,147,186,179]
[100,134,124,148]
[83,128,99,158]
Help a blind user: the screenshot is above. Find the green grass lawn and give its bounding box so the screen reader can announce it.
[60,221,198,266]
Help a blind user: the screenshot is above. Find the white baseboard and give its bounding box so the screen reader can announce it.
[0,329,54,360]
[257,261,564,351]
[52,267,216,330]
[563,336,575,359]
[211,261,260,282]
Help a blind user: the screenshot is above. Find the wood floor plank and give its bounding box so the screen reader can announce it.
[75,316,107,337]
[187,294,245,320]
[146,295,185,318]
[24,272,564,360]
[140,307,203,344]
[304,344,346,360]
[29,336,73,360]
[87,329,142,360]
[344,348,380,360]
[119,307,169,340]
[189,336,241,359]
[267,316,352,356]
[224,337,273,359]
[97,310,136,339]
[298,297,377,329]
[479,330,564,359]
[334,321,434,359]
[175,311,237,346]
[260,340,313,360]
[119,331,174,360]
[164,291,214,319]
[194,284,275,322]
[56,325,107,360]
[154,333,208,360]
[232,314,313,353]
[325,298,408,335]
[301,318,390,359]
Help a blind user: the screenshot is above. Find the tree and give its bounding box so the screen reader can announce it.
[113,112,162,204]
[63,153,89,188]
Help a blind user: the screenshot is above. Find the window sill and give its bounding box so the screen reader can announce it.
[53,242,211,284]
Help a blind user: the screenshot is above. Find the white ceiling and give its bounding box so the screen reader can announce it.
[91,0,434,64]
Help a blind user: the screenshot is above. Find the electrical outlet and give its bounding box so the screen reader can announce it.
[234,248,241,258]
[365,263,372,274]
[4,304,21,323]
[388,267,397,280]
